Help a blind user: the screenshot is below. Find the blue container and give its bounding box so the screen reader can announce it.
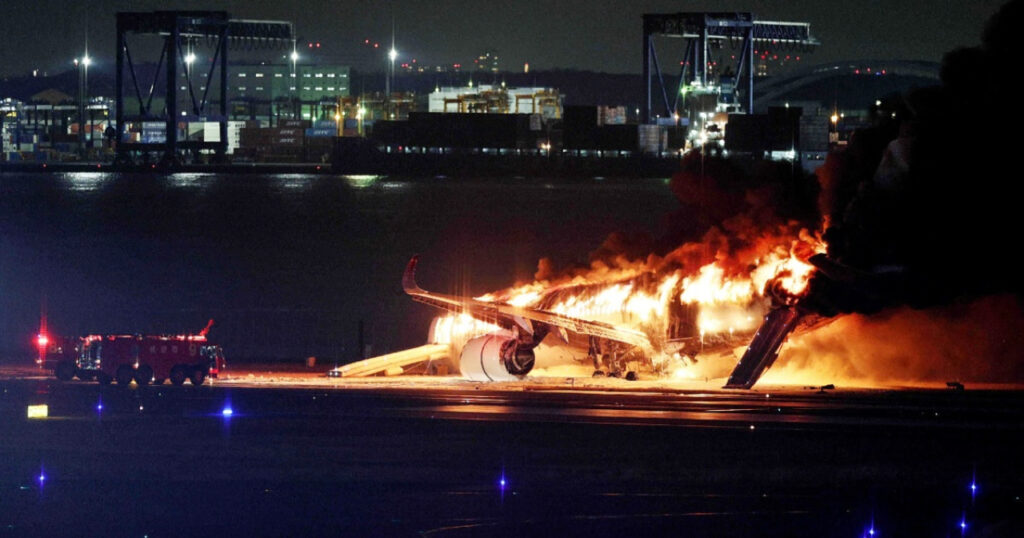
[305,128,336,138]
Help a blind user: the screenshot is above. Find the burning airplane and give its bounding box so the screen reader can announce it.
[403,223,827,388]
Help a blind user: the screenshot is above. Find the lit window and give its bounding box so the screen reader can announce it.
[327,73,335,78]
[315,73,323,78]
[238,73,246,77]
[256,87,264,91]
[255,73,264,78]
[315,87,323,91]
[274,73,283,78]
[238,86,246,91]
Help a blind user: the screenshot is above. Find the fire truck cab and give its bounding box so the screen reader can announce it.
[69,333,226,386]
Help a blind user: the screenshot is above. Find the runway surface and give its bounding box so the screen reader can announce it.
[2,366,1023,537]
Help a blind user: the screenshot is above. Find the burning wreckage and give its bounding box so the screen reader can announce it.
[403,231,855,389]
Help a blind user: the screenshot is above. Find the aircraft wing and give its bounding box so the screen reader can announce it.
[403,256,652,348]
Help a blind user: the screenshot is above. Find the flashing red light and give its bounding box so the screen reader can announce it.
[881,69,886,74]
[364,39,370,44]
[855,69,860,74]
[37,334,49,348]
[374,43,379,48]
[308,43,313,48]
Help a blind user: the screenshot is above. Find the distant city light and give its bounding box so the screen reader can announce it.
[185,52,196,65]
[222,406,233,417]
[389,48,398,61]
[290,51,299,62]
[82,56,91,67]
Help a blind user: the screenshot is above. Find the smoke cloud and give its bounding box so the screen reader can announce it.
[764,294,1024,387]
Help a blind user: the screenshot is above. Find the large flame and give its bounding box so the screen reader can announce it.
[433,227,825,379]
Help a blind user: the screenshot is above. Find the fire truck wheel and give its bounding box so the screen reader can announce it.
[55,361,75,381]
[96,372,113,385]
[189,368,207,386]
[134,365,153,386]
[76,369,94,381]
[169,366,186,386]
[115,365,135,386]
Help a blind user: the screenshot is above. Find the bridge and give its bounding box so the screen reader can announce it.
[753,59,941,111]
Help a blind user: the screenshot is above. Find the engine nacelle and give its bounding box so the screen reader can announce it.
[459,331,535,381]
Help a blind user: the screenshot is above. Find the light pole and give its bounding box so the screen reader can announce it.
[387,47,398,118]
[75,55,91,157]
[184,52,195,142]
[290,50,299,119]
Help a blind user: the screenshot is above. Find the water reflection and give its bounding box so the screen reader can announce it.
[168,172,214,188]
[60,172,110,192]
[271,174,318,190]
[343,174,383,188]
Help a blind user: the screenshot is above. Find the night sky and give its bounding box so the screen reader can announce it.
[0,0,1006,78]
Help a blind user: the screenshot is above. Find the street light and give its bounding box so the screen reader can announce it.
[290,50,299,119]
[386,48,398,119]
[386,47,398,97]
[76,55,91,157]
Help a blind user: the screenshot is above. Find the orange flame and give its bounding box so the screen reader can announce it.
[433,227,826,378]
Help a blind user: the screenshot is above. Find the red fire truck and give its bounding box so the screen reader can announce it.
[54,322,226,386]
[37,334,82,371]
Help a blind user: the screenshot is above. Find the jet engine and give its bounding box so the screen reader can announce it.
[459,331,535,381]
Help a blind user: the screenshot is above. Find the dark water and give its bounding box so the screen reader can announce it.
[0,171,677,361]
